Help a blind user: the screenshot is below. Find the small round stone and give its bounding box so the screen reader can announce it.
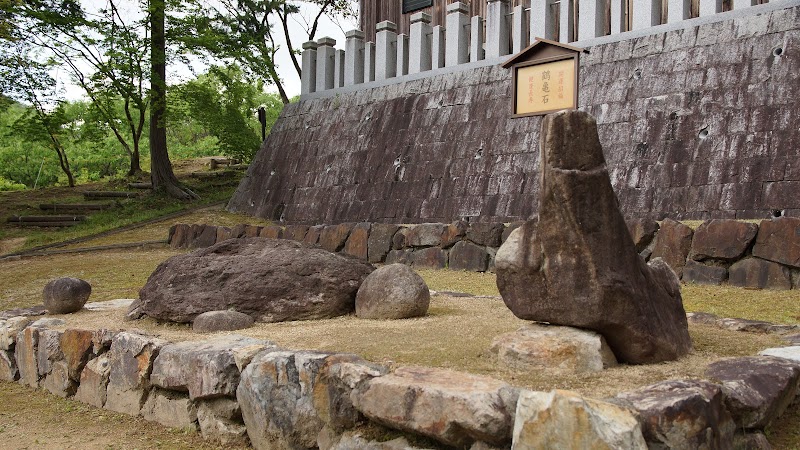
[355,264,430,319]
[193,310,255,333]
[43,277,92,314]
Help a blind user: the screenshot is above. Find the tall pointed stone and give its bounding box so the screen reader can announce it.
[495,111,691,364]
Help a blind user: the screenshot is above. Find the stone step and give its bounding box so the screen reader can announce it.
[39,203,115,213]
[83,191,139,199]
[8,220,84,227]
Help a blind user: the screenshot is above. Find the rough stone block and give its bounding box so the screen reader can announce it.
[74,354,111,408]
[15,326,39,387]
[150,335,273,400]
[303,225,324,245]
[258,225,283,239]
[0,317,30,351]
[490,324,617,373]
[513,390,646,449]
[729,257,792,290]
[320,223,356,252]
[0,349,18,381]
[614,380,735,449]
[105,332,167,415]
[60,328,94,382]
[625,218,660,253]
[142,388,198,430]
[410,247,447,269]
[706,356,800,429]
[752,217,800,268]
[449,241,489,272]
[441,220,468,248]
[650,218,694,277]
[352,365,518,448]
[682,260,728,285]
[197,398,249,446]
[343,222,370,260]
[466,223,504,247]
[41,360,75,398]
[690,219,759,261]
[367,224,400,263]
[405,223,446,247]
[190,224,218,249]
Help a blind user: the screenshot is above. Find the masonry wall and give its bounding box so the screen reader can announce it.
[228,5,800,224]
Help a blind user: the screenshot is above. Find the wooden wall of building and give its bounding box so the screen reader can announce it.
[359,0,530,42]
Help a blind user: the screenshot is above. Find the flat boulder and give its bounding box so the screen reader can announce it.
[490,324,617,373]
[705,356,800,429]
[355,264,430,319]
[351,366,519,448]
[613,379,735,449]
[690,219,758,261]
[752,217,800,268]
[43,277,91,314]
[136,238,374,323]
[495,111,691,364]
[192,310,255,333]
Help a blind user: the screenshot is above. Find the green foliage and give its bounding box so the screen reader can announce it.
[173,65,282,162]
[0,175,25,191]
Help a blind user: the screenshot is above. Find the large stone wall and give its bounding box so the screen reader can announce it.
[168,216,800,290]
[229,5,800,224]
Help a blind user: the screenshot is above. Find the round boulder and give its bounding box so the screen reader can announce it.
[355,264,430,319]
[43,277,91,314]
[193,310,255,333]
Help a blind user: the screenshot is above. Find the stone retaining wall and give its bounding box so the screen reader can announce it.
[229,5,800,224]
[1,310,799,448]
[169,216,800,290]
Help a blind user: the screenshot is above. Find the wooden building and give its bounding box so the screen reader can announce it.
[359,0,531,42]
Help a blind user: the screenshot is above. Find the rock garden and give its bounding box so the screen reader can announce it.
[1,111,799,449]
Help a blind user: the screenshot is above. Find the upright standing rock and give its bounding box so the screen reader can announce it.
[495,111,691,364]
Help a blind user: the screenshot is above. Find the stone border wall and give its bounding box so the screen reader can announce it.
[169,216,800,290]
[1,308,799,448]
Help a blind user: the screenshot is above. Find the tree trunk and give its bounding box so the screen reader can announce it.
[149,0,197,199]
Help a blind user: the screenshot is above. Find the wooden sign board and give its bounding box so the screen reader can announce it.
[502,39,583,118]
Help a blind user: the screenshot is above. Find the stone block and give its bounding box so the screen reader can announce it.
[752,217,800,268]
[625,218,660,253]
[74,354,111,408]
[320,223,356,252]
[410,247,447,269]
[0,349,17,382]
[197,398,249,446]
[490,324,617,373]
[258,225,283,239]
[105,332,167,415]
[15,326,39,387]
[284,224,310,241]
[441,220,468,248]
[0,317,30,351]
[60,328,94,382]
[238,351,377,449]
[303,224,324,245]
[449,241,489,272]
[706,356,800,429]
[41,360,75,398]
[190,224,218,248]
[343,222,370,260]
[150,335,273,400]
[367,224,400,263]
[513,390,646,449]
[729,258,792,290]
[466,223,504,247]
[352,365,518,448]
[142,388,198,429]
[650,218,694,277]
[405,223,446,247]
[385,249,412,265]
[216,226,231,243]
[682,260,728,286]
[614,380,735,449]
[690,219,759,261]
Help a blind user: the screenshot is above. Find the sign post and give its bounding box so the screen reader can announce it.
[502,38,583,118]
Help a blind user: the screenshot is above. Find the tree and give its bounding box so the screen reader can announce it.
[0,41,76,186]
[175,65,276,162]
[3,0,150,176]
[149,0,197,199]
[179,0,356,104]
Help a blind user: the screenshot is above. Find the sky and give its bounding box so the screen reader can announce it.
[59,1,358,100]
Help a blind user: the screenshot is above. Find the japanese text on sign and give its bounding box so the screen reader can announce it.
[515,58,575,115]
